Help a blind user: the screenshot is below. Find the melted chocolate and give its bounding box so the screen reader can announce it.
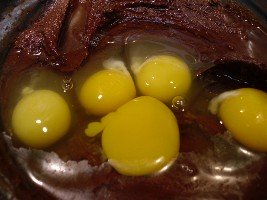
[0,0,267,199]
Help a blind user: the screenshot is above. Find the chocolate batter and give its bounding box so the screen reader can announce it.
[0,0,267,199]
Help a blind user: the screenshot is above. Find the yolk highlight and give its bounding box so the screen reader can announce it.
[79,69,136,116]
[86,96,180,176]
[135,55,191,103]
[210,88,267,152]
[12,90,71,148]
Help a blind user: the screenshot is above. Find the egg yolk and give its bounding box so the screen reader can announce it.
[209,88,267,152]
[85,96,179,176]
[79,69,136,116]
[12,90,71,148]
[135,55,191,103]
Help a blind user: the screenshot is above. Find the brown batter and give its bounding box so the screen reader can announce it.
[0,0,267,199]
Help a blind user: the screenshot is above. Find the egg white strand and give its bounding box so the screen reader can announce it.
[103,58,131,77]
[208,90,239,115]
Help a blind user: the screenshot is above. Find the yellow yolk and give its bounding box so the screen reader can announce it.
[135,55,191,103]
[209,88,267,152]
[85,96,179,176]
[12,90,71,148]
[79,69,136,116]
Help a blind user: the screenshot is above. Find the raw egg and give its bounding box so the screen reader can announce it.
[12,89,71,148]
[79,69,136,116]
[133,55,191,103]
[209,88,267,152]
[85,96,179,176]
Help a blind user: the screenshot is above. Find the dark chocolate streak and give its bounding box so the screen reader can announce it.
[0,0,267,199]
